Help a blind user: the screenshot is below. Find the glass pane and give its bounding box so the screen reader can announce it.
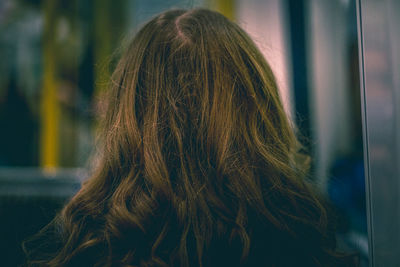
[358,0,400,265]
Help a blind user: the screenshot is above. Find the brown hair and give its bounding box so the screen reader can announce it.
[24,8,356,267]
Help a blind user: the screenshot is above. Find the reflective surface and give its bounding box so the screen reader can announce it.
[358,0,400,265]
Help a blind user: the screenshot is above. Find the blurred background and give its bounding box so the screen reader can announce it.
[0,0,370,266]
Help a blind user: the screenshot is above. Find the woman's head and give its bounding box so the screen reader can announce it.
[102,8,298,191]
[24,9,347,267]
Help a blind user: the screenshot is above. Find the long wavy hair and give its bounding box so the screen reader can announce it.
[24,9,356,267]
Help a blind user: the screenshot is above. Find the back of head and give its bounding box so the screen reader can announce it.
[23,8,357,267]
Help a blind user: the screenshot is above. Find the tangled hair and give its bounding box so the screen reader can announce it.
[24,9,357,267]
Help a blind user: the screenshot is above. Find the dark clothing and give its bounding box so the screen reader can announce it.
[23,208,358,267]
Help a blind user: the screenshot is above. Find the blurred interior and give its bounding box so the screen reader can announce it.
[0,0,369,266]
